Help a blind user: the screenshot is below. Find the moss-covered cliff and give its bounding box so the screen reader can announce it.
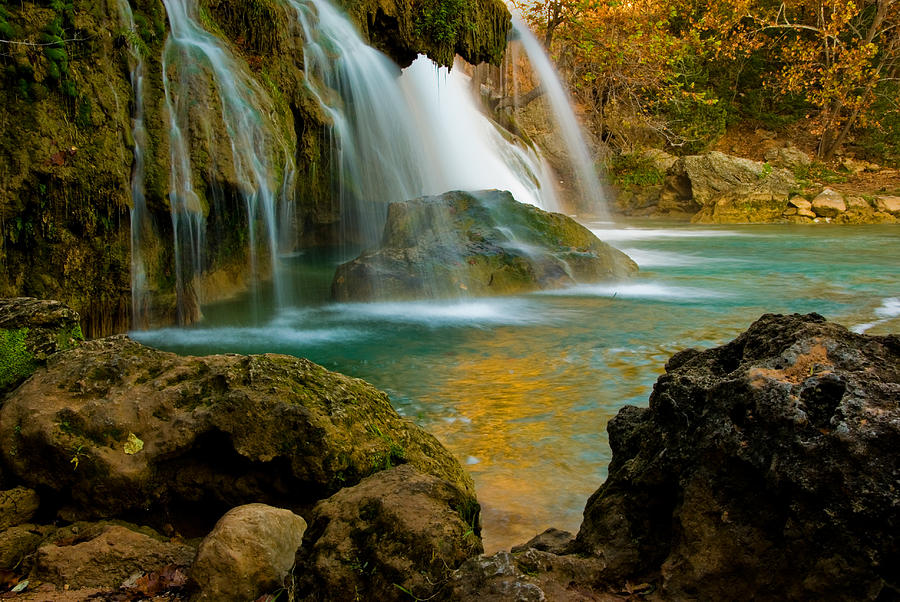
[0,0,511,336]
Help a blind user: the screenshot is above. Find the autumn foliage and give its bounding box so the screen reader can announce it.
[514,0,900,161]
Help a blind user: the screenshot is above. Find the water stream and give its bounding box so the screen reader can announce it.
[134,222,900,552]
[290,0,559,248]
[160,0,295,319]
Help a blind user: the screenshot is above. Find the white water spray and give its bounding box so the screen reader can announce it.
[289,0,559,247]
[117,0,151,328]
[160,0,295,321]
[509,14,608,217]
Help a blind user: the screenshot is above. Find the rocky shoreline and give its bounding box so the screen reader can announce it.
[614,148,900,224]
[1,298,897,600]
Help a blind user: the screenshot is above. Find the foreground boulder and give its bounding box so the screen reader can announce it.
[297,464,483,601]
[575,313,899,598]
[0,297,83,396]
[0,336,475,532]
[191,504,306,602]
[449,313,898,600]
[332,190,637,301]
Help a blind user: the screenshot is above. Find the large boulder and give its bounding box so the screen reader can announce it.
[332,190,637,302]
[0,297,82,396]
[681,151,796,205]
[573,313,899,600]
[191,504,307,602]
[296,464,483,601]
[0,336,475,532]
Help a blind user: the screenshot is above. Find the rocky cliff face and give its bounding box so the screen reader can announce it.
[0,0,511,336]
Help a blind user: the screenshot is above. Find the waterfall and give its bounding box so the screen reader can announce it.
[117,0,151,328]
[160,0,295,322]
[288,0,559,248]
[509,14,609,217]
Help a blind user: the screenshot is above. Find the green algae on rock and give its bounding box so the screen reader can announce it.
[0,335,476,534]
[332,189,638,302]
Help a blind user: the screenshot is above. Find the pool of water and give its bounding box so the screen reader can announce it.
[133,221,900,552]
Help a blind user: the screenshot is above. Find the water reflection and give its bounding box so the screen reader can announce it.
[135,222,900,553]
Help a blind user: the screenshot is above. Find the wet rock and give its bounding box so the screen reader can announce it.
[811,188,847,217]
[332,190,637,302]
[0,487,40,529]
[0,337,474,532]
[692,189,790,223]
[0,297,82,395]
[191,504,306,602]
[296,464,482,601]
[511,528,574,555]
[573,313,900,600]
[32,524,194,590]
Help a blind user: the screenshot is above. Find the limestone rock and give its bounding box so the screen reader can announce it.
[642,148,677,173]
[0,297,82,395]
[876,195,900,216]
[789,197,813,210]
[0,524,53,571]
[573,313,900,600]
[296,464,482,601]
[33,524,194,590]
[0,337,475,532]
[191,504,306,602]
[811,188,847,217]
[681,151,796,205]
[332,190,637,302]
[764,144,812,169]
[0,487,40,529]
[691,189,789,223]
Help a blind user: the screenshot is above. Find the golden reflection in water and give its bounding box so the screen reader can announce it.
[418,323,664,553]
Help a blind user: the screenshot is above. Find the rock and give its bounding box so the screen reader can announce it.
[789,197,813,210]
[764,144,812,169]
[0,337,475,532]
[573,313,900,600]
[876,195,900,216]
[681,151,796,205]
[0,487,40,529]
[331,190,637,302]
[510,528,574,555]
[33,524,194,590]
[840,157,879,174]
[641,148,677,173]
[0,524,53,570]
[691,189,789,223]
[191,504,306,602]
[0,298,83,395]
[796,207,817,219]
[296,464,482,601]
[448,547,605,601]
[811,188,847,217]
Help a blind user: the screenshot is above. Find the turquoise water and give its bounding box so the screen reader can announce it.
[134,221,900,552]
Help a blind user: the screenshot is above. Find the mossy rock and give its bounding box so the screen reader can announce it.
[0,336,475,535]
[0,297,82,396]
[332,189,638,301]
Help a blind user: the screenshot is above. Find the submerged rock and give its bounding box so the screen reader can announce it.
[0,336,475,532]
[297,464,483,601]
[332,190,637,302]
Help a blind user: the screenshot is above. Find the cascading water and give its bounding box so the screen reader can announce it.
[289,0,559,248]
[160,0,295,321]
[117,0,151,328]
[509,14,609,217]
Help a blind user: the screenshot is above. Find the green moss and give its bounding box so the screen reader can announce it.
[0,328,37,393]
[610,153,666,189]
